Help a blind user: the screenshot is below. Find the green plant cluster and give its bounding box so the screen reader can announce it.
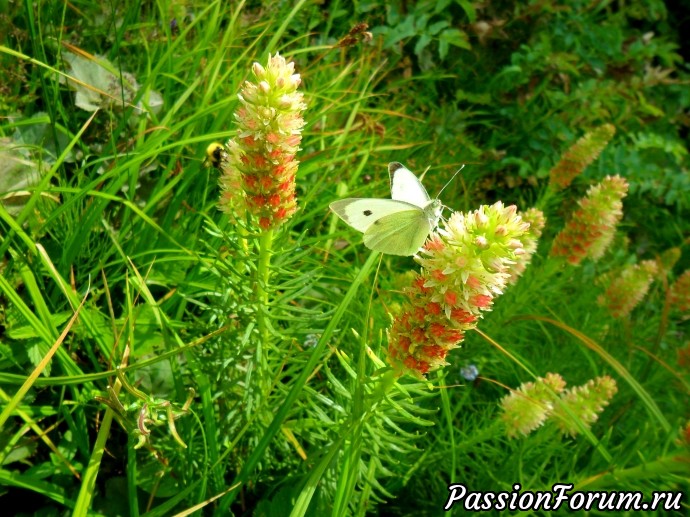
[0,1,688,516]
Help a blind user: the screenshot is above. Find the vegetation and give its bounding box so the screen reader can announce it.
[1,0,688,515]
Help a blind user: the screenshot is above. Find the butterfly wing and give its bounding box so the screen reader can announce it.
[362,208,431,256]
[389,162,432,208]
[330,198,420,233]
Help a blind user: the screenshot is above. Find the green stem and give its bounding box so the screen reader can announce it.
[438,369,457,484]
[256,229,274,398]
[576,451,690,490]
[333,254,380,515]
[216,252,380,514]
[127,440,140,517]
[639,274,672,382]
[73,406,116,516]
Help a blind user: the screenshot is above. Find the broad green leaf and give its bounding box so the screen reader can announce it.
[414,34,432,56]
[441,28,470,50]
[428,20,450,36]
[455,0,477,22]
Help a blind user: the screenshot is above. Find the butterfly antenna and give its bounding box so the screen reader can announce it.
[437,164,465,198]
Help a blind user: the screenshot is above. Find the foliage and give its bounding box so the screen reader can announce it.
[0,0,688,516]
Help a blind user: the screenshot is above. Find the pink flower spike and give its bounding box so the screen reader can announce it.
[387,202,532,378]
[217,53,307,229]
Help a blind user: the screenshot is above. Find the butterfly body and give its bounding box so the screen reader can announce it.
[330,162,443,256]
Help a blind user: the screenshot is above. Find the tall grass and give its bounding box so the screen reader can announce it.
[0,0,688,515]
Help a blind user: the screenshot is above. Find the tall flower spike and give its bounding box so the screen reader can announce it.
[670,269,690,314]
[550,175,628,265]
[218,53,307,229]
[597,260,657,318]
[507,208,545,284]
[500,373,566,439]
[549,124,616,190]
[550,376,617,437]
[500,374,617,439]
[387,202,530,378]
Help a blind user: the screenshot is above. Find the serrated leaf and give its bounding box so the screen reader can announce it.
[26,341,51,377]
[7,311,72,340]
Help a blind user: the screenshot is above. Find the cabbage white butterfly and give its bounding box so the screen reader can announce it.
[330,162,443,256]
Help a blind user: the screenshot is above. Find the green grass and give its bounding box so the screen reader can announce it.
[0,0,688,515]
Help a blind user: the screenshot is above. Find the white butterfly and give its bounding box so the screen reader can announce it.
[330,162,443,256]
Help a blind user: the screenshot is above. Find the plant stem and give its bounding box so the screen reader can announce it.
[74,339,132,515]
[332,258,376,514]
[256,229,274,398]
[438,369,457,484]
[73,387,119,516]
[217,252,380,514]
[127,440,140,517]
[576,451,690,490]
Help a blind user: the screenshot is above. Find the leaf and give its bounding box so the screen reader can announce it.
[441,28,471,49]
[136,458,181,498]
[62,51,162,115]
[413,13,430,32]
[414,34,432,56]
[130,305,164,358]
[68,307,115,354]
[26,341,51,377]
[455,89,492,104]
[439,28,471,60]
[134,359,175,399]
[92,476,130,517]
[428,20,450,36]
[0,138,44,216]
[62,52,128,111]
[384,15,417,46]
[433,0,453,15]
[7,311,72,340]
[1,442,37,465]
[439,39,449,61]
[0,469,74,509]
[454,0,477,22]
[11,112,73,163]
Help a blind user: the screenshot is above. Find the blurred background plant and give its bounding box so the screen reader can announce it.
[0,0,688,515]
